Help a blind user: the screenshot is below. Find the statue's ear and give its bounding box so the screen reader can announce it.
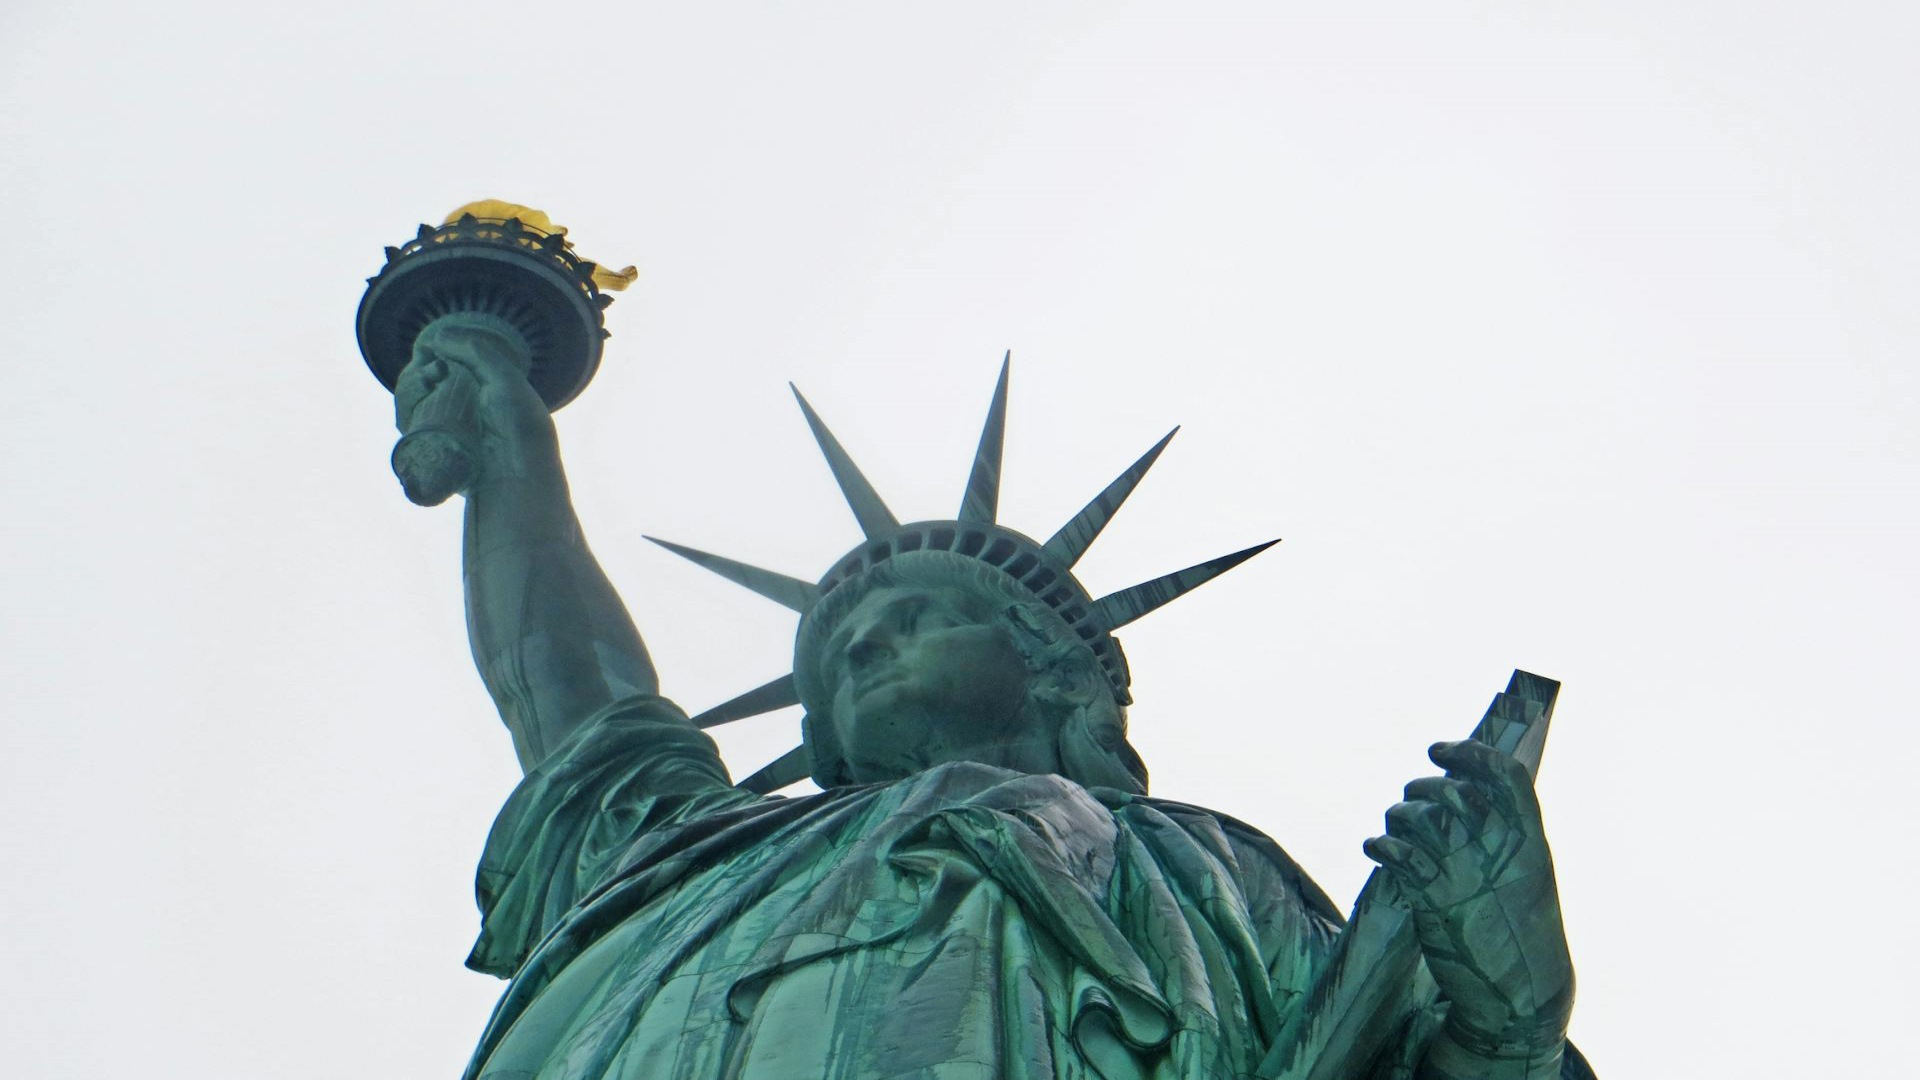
[1048,647,1104,704]
[1059,702,1148,795]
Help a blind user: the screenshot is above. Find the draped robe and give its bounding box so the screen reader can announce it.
[457,696,1554,1080]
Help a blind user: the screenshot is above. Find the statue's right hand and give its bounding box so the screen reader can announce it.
[396,323,558,486]
[392,353,452,429]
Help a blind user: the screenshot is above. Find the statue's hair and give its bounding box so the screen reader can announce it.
[794,549,1148,794]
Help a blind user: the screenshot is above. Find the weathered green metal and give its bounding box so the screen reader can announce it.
[652,369,1278,717]
[1262,671,1565,1080]
[791,383,900,536]
[361,241,1593,1078]
[1041,426,1178,568]
[642,536,821,613]
[958,354,1011,522]
[357,209,623,507]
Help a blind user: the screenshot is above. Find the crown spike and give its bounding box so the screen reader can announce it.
[791,385,900,537]
[958,354,1011,523]
[1042,426,1179,567]
[1091,538,1280,631]
[644,536,819,612]
[738,744,813,794]
[690,674,801,729]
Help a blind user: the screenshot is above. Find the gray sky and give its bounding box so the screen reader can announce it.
[4,2,1914,1076]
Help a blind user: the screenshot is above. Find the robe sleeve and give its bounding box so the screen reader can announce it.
[1216,820,1345,1012]
[465,694,762,977]
[1215,822,1600,1080]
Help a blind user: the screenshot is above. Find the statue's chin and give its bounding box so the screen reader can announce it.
[838,736,993,784]
[831,686,1062,784]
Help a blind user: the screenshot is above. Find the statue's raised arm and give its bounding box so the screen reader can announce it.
[394,318,657,770]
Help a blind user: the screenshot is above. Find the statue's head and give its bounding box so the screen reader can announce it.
[793,549,1147,792]
[649,359,1278,795]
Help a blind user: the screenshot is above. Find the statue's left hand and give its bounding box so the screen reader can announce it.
[1363,740,1573,1068]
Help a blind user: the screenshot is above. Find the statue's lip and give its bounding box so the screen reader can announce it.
[851,668,903,696]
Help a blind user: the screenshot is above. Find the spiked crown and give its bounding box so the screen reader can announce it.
[652,357,1278,793]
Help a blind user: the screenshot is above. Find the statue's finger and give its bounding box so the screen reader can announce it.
[1429,738,1504,776]
[394,357,430,395]
[1363,835,1440,887]
[1405,775,1487,834]
[421,331,531,392]
[1432,739,1536,795]
[1384,798,1465,858]
[1431,740,1538,828]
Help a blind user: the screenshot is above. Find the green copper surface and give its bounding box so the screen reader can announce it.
[958,355,1011,523]
[375,317,1594,1079]
[1040,426,1178,568]
[791,383,900,536]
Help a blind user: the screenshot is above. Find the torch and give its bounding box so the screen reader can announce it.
[355,201,634,505]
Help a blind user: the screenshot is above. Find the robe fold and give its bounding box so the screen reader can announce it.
[457,696,1581,1080]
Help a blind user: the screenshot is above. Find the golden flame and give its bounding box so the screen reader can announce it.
[442,199,638,292]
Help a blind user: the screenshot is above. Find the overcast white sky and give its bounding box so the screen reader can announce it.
[3,2,1915,1076]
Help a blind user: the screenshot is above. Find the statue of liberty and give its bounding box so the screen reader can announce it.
[362,205,1593,1080]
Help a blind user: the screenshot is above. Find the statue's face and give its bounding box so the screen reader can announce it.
[818,585,1039,781]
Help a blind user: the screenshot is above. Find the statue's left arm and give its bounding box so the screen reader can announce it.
[1364,739,1576,1079]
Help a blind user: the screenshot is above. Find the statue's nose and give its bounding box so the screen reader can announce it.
[847,629,896,669]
